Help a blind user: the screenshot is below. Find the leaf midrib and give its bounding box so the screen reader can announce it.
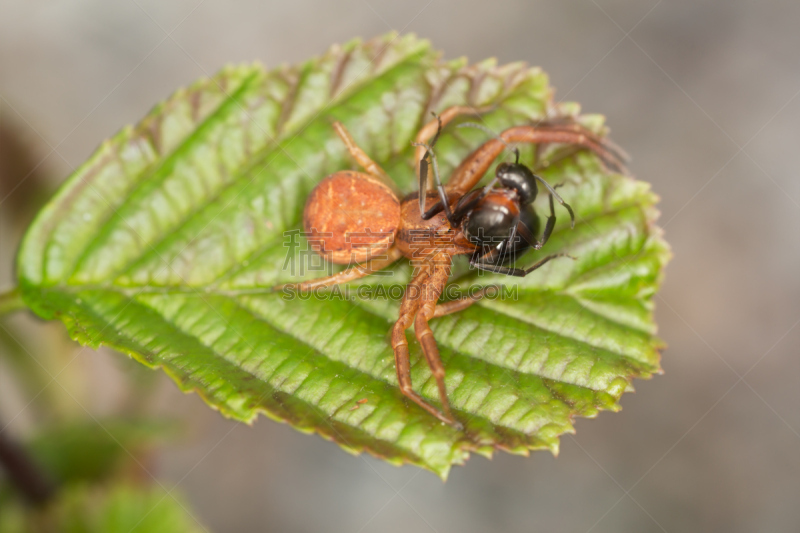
[83,194,645,296]
[55,281,632,407]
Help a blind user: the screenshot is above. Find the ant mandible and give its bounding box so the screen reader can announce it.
[277,107,627,428]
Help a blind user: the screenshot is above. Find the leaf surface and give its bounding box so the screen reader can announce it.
[17,33,669,478]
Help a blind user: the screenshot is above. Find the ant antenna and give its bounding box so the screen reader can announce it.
[429,111,443,150]
[457,122,520,164]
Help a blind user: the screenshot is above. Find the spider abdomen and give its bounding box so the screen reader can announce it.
[303,170,400,264]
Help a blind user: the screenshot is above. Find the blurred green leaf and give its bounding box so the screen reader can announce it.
[0,288,26,316]
[0,316,52,403]
[15,33,669,478]
[26,420,176,485]
[0,483,206,533]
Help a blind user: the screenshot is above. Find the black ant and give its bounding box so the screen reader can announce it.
[414,119,579,275]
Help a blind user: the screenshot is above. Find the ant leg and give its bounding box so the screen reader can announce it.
[519,189,558,251]
[470,252,574,277]
[415,112,443,216]
[414,107,495,211]
[332,121,399,196]
[412,141,457,224]
[419,171,501,226]
[414,111,465,221]
[413,106,493,175]
[392,266,459,426]
[514,183,566,251]
[535,176,574,227]
[413,260,461,428]
[537,193,557,248]
[274,246,402,292]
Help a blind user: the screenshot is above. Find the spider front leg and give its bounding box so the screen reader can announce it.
[445,123,628,198]
[412,258,460,428]
[391,258,460,427]
[392,266,443,421]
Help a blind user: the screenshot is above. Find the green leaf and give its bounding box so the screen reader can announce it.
[25,420,177,486]
[0,482,206,533]
[15,33,670,478]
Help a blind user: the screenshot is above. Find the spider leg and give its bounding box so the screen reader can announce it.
[431,247,511,318]
[274,246,402,292]
[413,256,460,428]
[432,285,499,317]
[456,122,521,166]
[445,124,628,197]
[430,211,541,317]
[392,264,457,426]
[505,124,627,172]
[332,121,400,197]
[430,232,528,317]
[533,121,630,164]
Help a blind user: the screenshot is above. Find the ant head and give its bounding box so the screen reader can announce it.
[496,159,538,205]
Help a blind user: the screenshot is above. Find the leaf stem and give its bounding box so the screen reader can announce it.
[0,287,26,317]
[0,427,57,505]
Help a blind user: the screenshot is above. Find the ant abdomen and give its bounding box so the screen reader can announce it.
[462,189,529,246]
[473,204,539,266]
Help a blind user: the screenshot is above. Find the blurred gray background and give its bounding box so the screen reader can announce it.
[2,0,800,531]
